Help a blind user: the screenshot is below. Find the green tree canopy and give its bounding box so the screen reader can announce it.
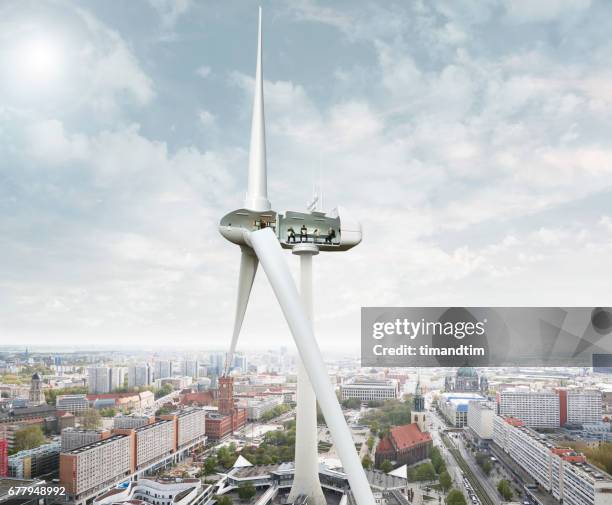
[362,454,373,470]
[379,459,394,473]
[237,482,256,501]
[80,408,102,429]
[445,489,467,505]
[497,480,513,501]
[216,495,233,505]
[439,470,452,492]
[14,425,45,452]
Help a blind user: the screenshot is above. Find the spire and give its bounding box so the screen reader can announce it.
[245,6,271,212]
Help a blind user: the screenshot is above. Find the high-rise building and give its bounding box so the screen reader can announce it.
[60,434,134,502]
[8,441,60,479]
[173,409,206,450]
[87,367,111,394]
[122,419,175,470]
[154,361,173,380]
[493,416,612,505]
[113,415,154,430]
[109,368,126,391]
[233,353,248,374]
[61,428,110,451]
[498,389,603,428]
[127,364,152,388]
[183,360,198,378]
[467,400,495,445]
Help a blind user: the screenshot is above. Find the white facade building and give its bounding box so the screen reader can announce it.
[56,394,89,414]
[567,390,602,425]
[467,400,495,441]
[87,366,111,394]
[498,389,560,428]
[175,408,206,449]
[493,416,612,505]
[93,478,214,505]
[128,364,153,388]
[339,379,399,402]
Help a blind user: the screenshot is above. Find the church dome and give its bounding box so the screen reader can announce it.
[456,366,477,378]
[31,372,41,380]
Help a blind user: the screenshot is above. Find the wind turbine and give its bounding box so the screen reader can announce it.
[219,8,372,505]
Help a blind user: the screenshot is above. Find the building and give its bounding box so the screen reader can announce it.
[374,423,432,467]
[243,395,283,421]
[410,378,427,433]
[439,392,485,427]
[56,394,89,414]
[128,364,153,388]
[205,377,247,440]
[497,388,602,428]
[60,434,134,503]
[61,428,111,451]
[444,367,484,393]
[128,419,175,470]
[93,477,214,505]
[155,361,173,380]
[8,441,60,479]
[184,360,199,378]
[0,439,7,477]
[466,401,495,447]
[339,379,399,402]
[493,416,612,505]
[109,368,126,391]
[0,477,46,505]
[88,367,111,394]
[173,408,207,449]
[160,376,193,390]
[28,373,45,406]
[564,389,603,425]
[113,414,154,430]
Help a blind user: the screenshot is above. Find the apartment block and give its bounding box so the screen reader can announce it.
[60,434,134,502]
[498,389,560,428]
[467,400,495,444]
[113,414,154,430]
[174,408,206,449]
[493,416,612,505]
[61,428,110,451]
[132,419,175,470]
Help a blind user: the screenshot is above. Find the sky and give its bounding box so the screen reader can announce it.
[1,0,611,351]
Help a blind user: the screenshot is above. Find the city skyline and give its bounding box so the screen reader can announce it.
[2,1,612,348]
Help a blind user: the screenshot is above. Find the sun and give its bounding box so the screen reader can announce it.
[16,36,63,83]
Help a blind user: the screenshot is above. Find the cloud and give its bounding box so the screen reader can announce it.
[148,0,191,28]
[198,109,216,127]
[196,65,212,79]
[503,0,592,23]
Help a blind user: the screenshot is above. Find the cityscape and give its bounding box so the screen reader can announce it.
[0,347,611,505]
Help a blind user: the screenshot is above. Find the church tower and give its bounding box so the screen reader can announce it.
[29,372,45,405]
[411,375,427,433]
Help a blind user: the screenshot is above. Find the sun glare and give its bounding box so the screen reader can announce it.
[16,36,63,83]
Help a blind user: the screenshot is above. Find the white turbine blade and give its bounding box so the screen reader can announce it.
[248,228,376,505]
[224,248,258,375]
[245,6,271,212]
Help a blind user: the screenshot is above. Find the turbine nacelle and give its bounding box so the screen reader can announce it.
[219,206,362,252]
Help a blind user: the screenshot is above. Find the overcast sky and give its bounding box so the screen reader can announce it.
[1,0,611,351]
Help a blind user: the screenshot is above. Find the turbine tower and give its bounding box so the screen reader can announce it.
[219,8,372,505]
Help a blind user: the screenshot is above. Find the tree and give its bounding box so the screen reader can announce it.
[341,397,362,409]
[14,425,45,451]
[415,462,436,482]
[237,483,256,502]
[445,489,467,505]
[439,470,452,492]
[497,480,513,501]
[380,459,393,473]
[203,456,218,475]
[366,436,375,451]
[80,408,101,429]
[216,496,233,505]
[482,460,492,476]
[362,455,373,470]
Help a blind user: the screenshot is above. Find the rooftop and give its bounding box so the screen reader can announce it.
[66,434,126,454]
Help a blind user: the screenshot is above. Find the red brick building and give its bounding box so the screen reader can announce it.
[205,377,246,440]
[375,423,432,467]
[0,439,7,477]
